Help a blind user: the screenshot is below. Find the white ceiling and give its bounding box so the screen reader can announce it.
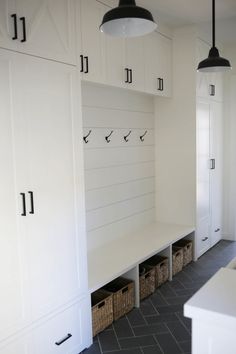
[105,0,236,44]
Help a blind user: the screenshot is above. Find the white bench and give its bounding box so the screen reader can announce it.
[88,222,195,306]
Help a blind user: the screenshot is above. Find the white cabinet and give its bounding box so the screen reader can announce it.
[105,35,125,88]
[0,0,76,64]
[78,0,106,83]
[145,31,172,96]
[125,37,145,92]
[0,49,89,343]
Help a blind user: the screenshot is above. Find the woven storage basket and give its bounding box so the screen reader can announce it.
[103,277,134,321]
[91,289,113,337]
[172,246,184,276]
[174,239,193,267]
[143,255,169,288]
[139,265,155,300]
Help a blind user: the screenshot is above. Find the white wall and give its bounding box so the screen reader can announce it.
[82,82,156,250]
[155,27,197,226]
[223,45,236,240]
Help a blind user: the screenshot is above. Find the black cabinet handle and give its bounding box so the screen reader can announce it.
[28,191,34,214]
[210,158,216,170]
[80,55,84,73]
[20,193,26,216]
[202,237,209,242]
[157,78,162,91]
[20,17,26,42]
[129,69,133,84]
[11,14,18,40]
[55,334,72,346]
[84,56,89,74]
[215,228,220,233]
[210,84,215,96]
[125,68,129,83]
[161,78,164,91]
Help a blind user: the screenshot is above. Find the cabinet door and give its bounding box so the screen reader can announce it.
[144,32,159,94]
[0,50,28,340]
[210,101,223,246]
[125,36,145,92]
[105,35,125,88]
[12,54,87,320]
[15,0,76,64]
[196,39,210,99]
[80,0,106,84]
[196,101,211,256]
[0,0,17,51]
[208,73,223,102]
[158,34,172,97]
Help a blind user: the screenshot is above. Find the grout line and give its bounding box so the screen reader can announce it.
[125,314,136,337]
[165,324,186,354]
[111,323,122,351]
[97,333,104,354]
[152,335,165,354]
[176,313,192,336]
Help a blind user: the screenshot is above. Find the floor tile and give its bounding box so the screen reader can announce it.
[166,321,191,341]
[82,342,101,354]
[104,349,142,354]
[178,340,192,353]
[155,333,182,354]
[145,313,179,325]
[156,304,183,314]
[140,299,158,316]
[113,317,134,338]
[98,330,120,352]
[119,335,156,349]
[132,323,168,336]
[141,345,162,353]
[126,309,146,327]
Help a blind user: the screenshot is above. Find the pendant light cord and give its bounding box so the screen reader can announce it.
[212,0,215,47]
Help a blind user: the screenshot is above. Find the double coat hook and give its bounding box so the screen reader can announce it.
[124,130,132,142]
[83,130,92,144]
[105,130,114,143]
[140,131,148,142]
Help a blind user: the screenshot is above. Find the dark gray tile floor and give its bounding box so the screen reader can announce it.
[82,240,236,354]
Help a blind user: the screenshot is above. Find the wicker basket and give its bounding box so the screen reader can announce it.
[143,255,169,288]
[91,289,113,337]
[172,246,184,276]
[174,239,193,267]
[103,277,134,321]
[139,265,155,300]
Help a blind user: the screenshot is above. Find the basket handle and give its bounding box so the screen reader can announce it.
[187,244,191,249]
[160,262,165,268]
[122,286,129,294]
[145,273,151,279]
[98,301,105,308]
[175,251,181,257]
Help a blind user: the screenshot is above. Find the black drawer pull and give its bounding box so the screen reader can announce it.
[28,191,34,214]
[202,237,209,242]
[55,333,72,346]
[215,228,220,233]
[80,55,84,72]
[122,286,129,293]
[11,14,18,40]
[129,69,133,83]
[125,68,129,83]
[20,193,26,216]
[84,56,89,74]
[20,17,26,42]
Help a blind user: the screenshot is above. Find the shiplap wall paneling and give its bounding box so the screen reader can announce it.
[82,83,156,251]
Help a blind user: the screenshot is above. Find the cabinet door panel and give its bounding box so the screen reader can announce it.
[0,51,27,339]
[158,34,172,97]
[145,32,158,94]
[106,36,125,88]
[13,55,84,320]
[80,0,106,83]
[126,36,145,92]
[196,40,210,99]
[15,0,76,63]
[0,0,17,51]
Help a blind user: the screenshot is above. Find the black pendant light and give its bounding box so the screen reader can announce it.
[100,0,157,38]
[197,0,231,72]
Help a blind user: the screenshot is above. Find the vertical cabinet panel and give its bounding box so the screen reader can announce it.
[105,36,125,88]
[0,0,76,64]
[125,36,145,91]
[158,34,172,97]
[0,53,27,339]
[80,0,106,83]
[12,54,84,319]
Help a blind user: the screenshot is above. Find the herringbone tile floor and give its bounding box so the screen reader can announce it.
[83,240,236,354]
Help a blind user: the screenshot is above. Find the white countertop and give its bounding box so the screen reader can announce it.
[88,222,195,293]
[184,267,236,328]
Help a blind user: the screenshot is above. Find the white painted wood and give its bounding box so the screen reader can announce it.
[84,146,155,170]
[87,209,155,251]
[0,337,27,354]
[86,194,155,231]
[79,0,106,83]
[28,299,92,354]
[125,36,145,92]
[185,268,236,354]
[86,178,155,211]
[105,36,125,88]
[158,34,172,97]
[0,0,76,64]
[196,39,211,99]
[0,51,28,341]
[88,222,195,293]
[123,267,140,308]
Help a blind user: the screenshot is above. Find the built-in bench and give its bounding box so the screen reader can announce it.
[88,222,195,307]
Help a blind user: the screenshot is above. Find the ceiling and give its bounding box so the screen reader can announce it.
[105,0,236,44]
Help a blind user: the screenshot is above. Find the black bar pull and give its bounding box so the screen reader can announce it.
[11,14,18,40]
[80,55,84,73]
[55,334,72,346]
[20,17,26,42]
[125,68,129,83]
[28,191,34,214]
[84,56,89,74]
[210,84,215,96]
[210,158,216,170]
[161,78,164,91]
[202,237,209,242]
[20,193,26,216]
[157,78,162,91]
[129,69,133,83]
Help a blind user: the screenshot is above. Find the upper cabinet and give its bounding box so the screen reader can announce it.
[78,0,172,96]
[145,31,172,97]
[78,0,106,84]
[196,39,223,102]
[0,0,76,64]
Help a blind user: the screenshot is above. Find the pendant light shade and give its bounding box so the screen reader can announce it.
[197,0,231,72]
[100,0,157,38]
